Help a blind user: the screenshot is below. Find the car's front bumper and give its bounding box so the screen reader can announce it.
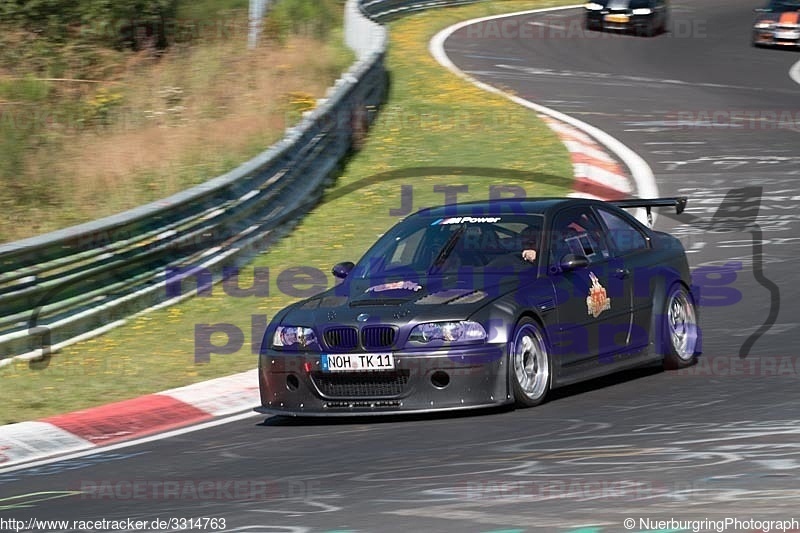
[586,12,655,33]
[753,28,800,46]
[257,344,511,416]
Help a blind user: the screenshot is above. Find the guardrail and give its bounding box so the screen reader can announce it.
[0,0,479,365]
[361,0,480,21]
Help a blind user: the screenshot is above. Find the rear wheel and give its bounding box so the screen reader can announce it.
[661,284,699,369]
[509,319,551,407]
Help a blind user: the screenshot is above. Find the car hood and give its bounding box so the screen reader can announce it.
[277,272,533,327]
[756,11,800,24]
[606,0,633,10]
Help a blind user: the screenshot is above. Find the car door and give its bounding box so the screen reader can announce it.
[547,206,634,371]
[595,206,654,353]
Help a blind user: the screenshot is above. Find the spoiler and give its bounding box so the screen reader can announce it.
[609,196,687,226]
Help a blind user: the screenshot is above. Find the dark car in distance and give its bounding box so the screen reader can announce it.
[257,197,701,417]
[752,0,800,47]
[585,0,669,36]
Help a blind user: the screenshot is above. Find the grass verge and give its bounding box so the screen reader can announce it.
[0,0,576,425]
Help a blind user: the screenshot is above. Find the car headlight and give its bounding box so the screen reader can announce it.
[272,326,317,349]
[632,8,652,15]
[585,2,603,10]
[755,22,775,29]
[409,321,487,344]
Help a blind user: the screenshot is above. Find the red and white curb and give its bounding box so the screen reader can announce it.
[0,370,258,469]
[539,116,633,201]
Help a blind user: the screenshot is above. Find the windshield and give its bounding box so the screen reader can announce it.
[591,0,653,8]
[351,214,545,277]
[766,0,800,11]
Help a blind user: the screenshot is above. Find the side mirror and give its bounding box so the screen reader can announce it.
[332,261,355,279]
[559,254,590,272]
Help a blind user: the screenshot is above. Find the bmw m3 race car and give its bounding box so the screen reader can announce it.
[257,197,701,417]
[584,0,669,36]
[752,0,800,47]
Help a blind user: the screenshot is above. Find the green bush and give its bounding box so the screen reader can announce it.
[79,0,179,50]
[0,0,82,40]
[265,0,343,42]
[0,0,179,50]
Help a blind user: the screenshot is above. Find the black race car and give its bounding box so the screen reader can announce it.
[752,0,800,47]
[257,197,700,417]
[584,0,669,36]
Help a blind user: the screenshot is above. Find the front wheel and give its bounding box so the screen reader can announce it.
[644,19,657,37]
[509,319,552,407]
[661,284,699,369]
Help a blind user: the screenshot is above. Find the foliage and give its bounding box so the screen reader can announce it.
[0,0,82,41]
[85,86,124,124]
[0,0,180,50]
[264,0,343,43]
[78,0,179,50]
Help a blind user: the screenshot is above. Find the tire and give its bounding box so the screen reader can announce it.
[509,318,552,407]
[661,284,699,370]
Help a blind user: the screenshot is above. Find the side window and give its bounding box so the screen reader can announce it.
[597,208,648,254]
[549,207,610,267]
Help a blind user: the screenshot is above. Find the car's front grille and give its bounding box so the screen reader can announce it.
[311,370,410,398]
[323,326,396,350]
[323,327,358,350]
[361,326,395,349]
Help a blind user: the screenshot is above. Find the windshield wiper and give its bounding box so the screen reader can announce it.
[429,226,465,274]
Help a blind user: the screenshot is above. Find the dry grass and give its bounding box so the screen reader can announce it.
[3,34,351,240]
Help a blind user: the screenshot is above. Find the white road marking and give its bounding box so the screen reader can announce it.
[464,54,524,61]
[528,21,566,31]
[429,6,659,225]
[790,58,800,87]
[644,141,707,145]
[494,63,762,91]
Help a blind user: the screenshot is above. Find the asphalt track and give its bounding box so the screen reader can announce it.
[2,2,800,532]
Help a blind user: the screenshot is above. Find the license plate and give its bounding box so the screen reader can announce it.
[775,31,800,39]
[605,14,630,23]
[321,353,395,372]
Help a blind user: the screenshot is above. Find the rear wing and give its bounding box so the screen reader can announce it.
[609,197,687,226]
